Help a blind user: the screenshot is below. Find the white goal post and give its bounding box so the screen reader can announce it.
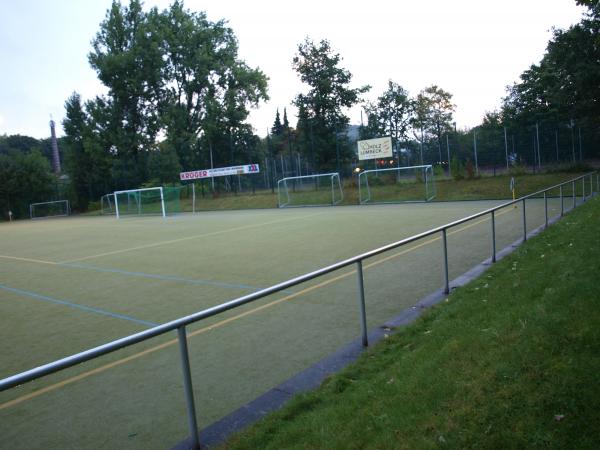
[277,173,343,208]
[30,200,70,219]
[358,165,436,204]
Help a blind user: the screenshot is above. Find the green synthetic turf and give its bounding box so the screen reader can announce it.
[221,196,600,450]
[0,196,582,449]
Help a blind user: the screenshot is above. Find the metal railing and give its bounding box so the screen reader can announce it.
[1,172,597,449]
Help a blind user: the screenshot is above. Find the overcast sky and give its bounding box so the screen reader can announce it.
[0,0,585,139]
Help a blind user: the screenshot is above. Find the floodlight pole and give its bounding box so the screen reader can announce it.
[536,122,541,170]
[420,126,424,165]
[504,126,509,170]
[446,134,450,177]
[473,131,479,175]
[209,141,215,191]
[555,130,559,162]
[570,120,576,162]
[192,183,196,214]
[335,124,340,176]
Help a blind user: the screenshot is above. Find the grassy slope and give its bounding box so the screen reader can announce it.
[81,172,588,214]
[191,172,588,210]
[221,196,600,449]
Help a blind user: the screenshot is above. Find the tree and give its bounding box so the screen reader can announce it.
[409,85,455,165]
[63,93,91,210]
[364,81,413,162]
[271,109,283,136]
[293,38,370,171]
[502,9,600,126]
[63,93,113,210]
[158,1,268,171]
[0,148,54,219]
[88,0,164,186]
[282,108,290,131]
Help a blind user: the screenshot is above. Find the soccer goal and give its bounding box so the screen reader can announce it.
[113,186,182,218]
[30,200,70,219]
[358,165,436,204]
[100,193,115,215]
[277,173,343,208]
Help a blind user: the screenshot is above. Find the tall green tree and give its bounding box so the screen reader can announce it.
[0,149,54,219]
[364,81,413,160]
[271,109,283,136]
[88,0,164,186]
[63,93,113,209]
[293,38,369,171]
[158,1,268,171]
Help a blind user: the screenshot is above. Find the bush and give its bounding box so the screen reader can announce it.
[465,160,476,179]
[509,164,530,176]
[433,164,445,179]
[450,156,464,180]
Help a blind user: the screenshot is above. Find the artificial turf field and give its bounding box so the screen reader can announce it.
[0,196,573,449]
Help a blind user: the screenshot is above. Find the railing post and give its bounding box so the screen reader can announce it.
[442,229,450,294]
[355,260,368,347]
[544,192,548,228]
[177,326,201,450]
[560,185,564,217]
[491,210,496,263]
[522,199,527,242]
[572,181,576,209]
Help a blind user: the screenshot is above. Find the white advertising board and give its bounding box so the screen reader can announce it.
[180,164,260,181]
[357,137,393,160]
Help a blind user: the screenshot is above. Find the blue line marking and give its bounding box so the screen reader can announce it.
[0,283,158,327]
[60,262,295,294]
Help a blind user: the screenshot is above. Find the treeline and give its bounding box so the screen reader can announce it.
[61,0,268,211]
[0,135,65,219]
[2,0,598,218]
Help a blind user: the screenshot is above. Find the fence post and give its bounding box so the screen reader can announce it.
[522,199,527,241]
[560,185,564,217]
[442,229,450,294]
[192,183,196,214]
[572,181,576,209]
[582,178,586,202]
[544,192,548,228]
[356,260,368,347]
[491,211,496,263]
[177,326,201,450]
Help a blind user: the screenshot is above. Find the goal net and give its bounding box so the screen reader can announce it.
[277,173,343,208]
[30,200,70,219]
[100,193,115,215]
[113,187,182,218]
[358,165,436,204]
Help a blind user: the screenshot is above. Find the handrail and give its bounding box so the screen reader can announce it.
[3,172,593,388]
[1,171,596,449]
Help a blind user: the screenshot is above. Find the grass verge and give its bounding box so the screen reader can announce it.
[220,196,600,449]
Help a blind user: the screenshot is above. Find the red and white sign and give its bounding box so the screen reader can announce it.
[180,164,260,181]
